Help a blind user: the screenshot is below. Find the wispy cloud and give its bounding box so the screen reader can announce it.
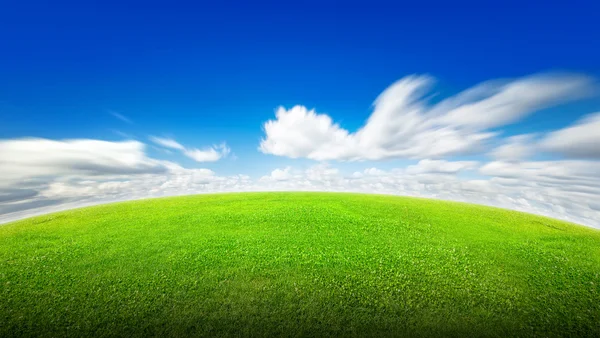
[540,112,600,159]
[487,112,600,161]
[110,129,135,139]
[109,111,133,124]
[489,134,538,161]
[149,136,185,150]
[150,136,230,162]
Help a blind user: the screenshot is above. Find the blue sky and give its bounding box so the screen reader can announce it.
[1,0,600,227]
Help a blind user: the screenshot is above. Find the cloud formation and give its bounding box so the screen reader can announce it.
[0,138,168,187]
[149,136,185,150]
[1,72,599,229]
[0,138,172,221]
[405,159,479,175]
[109,111,133,124]
[0,145,599,228]
[258,161,600,227]
[150,136,230,162]
[540,113,600,159]
[259,73,592,161]
[486,112,600,161]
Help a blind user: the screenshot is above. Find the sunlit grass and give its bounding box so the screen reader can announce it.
[1,192,599,337]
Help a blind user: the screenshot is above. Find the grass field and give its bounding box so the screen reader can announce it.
[1,192,599,337]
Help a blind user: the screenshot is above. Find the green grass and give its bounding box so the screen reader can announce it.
[1,192,599,337]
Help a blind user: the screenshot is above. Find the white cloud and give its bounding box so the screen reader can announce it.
[109,111,133,124]
[0,138,168,187]
[2,70,600,230]
[432,73,592,129]
[252,160,600,227]
[183,143,230,162]
[539,113,600,159]
[489,134,537,161]
[305,163,340,181]
[149,136,185,150]
[405,159,479,174]
[150,136,230,162]
[478,160,600,226]
[259,164,341,185]
[261,167,293,181]
[363,167,386,176]
[259,106,354,160]
[489,113,600,160]
[259,73,592,161]
[1,155,599,228]
[257,161,600,227]
[0,138,173,221]
[480,161,600,189]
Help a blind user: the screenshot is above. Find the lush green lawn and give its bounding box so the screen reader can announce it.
[1,192,599,337]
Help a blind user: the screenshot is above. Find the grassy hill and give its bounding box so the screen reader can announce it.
[1,192,599,337]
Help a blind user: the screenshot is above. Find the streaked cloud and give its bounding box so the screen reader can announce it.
[259,73,593,161]
[405,159,479,175]
[0,138,168,187]
[109,111,133,124]
[540,113,600,159]
[149,136,185,150]
[1,154,599,228]
[183,143,230,162]
[1,72,599,229]
[489,135,537,161]
[150,136,230,162]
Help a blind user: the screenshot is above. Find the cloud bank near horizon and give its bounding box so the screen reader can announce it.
[1,72,599,228]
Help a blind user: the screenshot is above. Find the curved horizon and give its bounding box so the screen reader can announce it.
[1,190,597,230]
[2,1,600,228]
